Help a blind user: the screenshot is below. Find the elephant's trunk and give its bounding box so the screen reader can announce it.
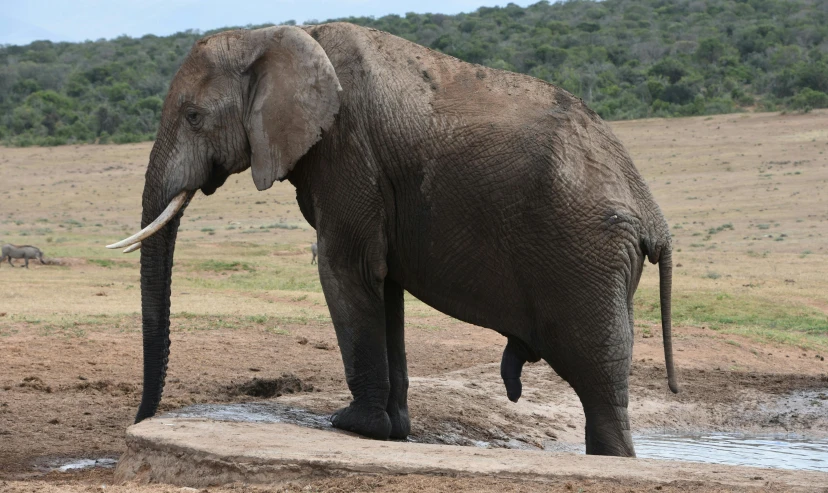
[134,179,189,423]
[659,248,679,393]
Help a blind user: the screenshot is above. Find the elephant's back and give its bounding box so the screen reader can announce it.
[311,23,590,125]
[311,23,643,196]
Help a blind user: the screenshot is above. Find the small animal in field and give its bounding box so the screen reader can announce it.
[311,242,318,265]
[1,244,45,268]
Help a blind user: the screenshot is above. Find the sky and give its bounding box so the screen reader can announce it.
[0,0,538,46]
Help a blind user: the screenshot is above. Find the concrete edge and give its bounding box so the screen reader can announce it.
[115,418,828,491]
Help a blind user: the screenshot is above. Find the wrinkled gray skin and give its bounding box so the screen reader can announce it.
[132,23,677,457]
[1,244,45,268]
[311,242,318,265]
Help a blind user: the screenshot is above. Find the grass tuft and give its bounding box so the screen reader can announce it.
[196,260,255,272]
[636,288,828,349]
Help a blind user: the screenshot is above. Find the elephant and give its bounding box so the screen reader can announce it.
[106,22,677,457]
[1,244,45,268]
[311,242,318,265]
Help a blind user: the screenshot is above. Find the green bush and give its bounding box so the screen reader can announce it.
[791,88,828,111]
[3,0,828,147]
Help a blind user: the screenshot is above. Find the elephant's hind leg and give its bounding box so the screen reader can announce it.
[384,278,410,438]
[579,377,634,457]
[320,241,393,440]
[550,311,635,457]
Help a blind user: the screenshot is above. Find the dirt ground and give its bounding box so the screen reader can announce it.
[1,322,826,491]
[1,110,828,491]
[2,469,809,493]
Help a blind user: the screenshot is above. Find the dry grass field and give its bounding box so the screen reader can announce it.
[617,110,828,349]
[1,110,827,492]
[2,109,826,348]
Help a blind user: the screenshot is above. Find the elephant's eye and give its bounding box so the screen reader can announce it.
[185,110,201,126]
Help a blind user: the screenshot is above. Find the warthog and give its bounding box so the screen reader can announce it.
[1,244,45,268]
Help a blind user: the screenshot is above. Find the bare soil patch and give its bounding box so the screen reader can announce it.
[0,470,793,493]
[1,319,827,491]
[226,373,315,398]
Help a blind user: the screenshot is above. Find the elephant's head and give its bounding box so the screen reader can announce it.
[106,26,341,423]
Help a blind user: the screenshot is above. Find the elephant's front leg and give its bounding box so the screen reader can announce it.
[320,252,393,440]
[384,278,410,438]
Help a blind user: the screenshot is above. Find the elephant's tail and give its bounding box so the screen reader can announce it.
[657,247,679,393]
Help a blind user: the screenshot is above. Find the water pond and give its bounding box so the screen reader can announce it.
[635,433,828,472]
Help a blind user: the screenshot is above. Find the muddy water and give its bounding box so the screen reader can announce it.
[165,402,332,429]
[164,404,828,472]
[48,458,117,472]
[635,433,828,472]
[165,403,546,450]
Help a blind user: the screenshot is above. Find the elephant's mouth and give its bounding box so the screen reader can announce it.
[200,163,230,196]
[105,190,195,253]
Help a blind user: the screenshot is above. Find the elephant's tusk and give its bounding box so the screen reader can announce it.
[122,242,141,253]
[106,191,193,249]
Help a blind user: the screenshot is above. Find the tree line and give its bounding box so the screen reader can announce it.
[2,0,827,146]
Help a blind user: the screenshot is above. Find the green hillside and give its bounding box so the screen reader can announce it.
[2,0,828,146]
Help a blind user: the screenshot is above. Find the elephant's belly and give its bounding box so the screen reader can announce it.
[400,267,533,339]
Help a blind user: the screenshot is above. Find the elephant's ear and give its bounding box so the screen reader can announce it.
[243,27,341,191]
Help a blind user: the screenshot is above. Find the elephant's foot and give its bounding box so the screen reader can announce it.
[583,406,636,457]
[386,401,410,439]
[585,426,636,457]
[330,403,391,440]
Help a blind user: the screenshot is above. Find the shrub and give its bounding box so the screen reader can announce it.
[791,88,828,111]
